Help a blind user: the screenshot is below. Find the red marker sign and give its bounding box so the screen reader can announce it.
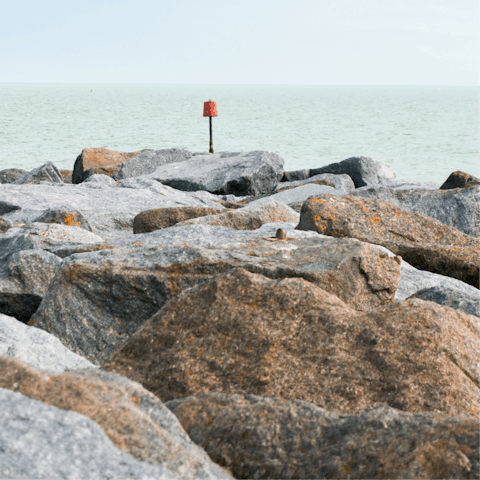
[203,100,218,153]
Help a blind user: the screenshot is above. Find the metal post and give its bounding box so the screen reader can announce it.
[209,116,214,153]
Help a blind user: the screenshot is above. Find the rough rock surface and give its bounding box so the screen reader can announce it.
[83,172,117,185]
[0,217,13,233]
[34,208,93,231]
[12,162,63,184]
[59,169,73,183]
[0,358,232,479]
[281,168,310,182]
[133,206,223,233]
[0,168,27,184]
[113,148,193,180]
[352,184,480,237]
[0,314,97,372]
[274,172,355,194]
[309,156,396,188]
[440,170,480,190]
[0,387,176,480]
[141,150,284,196]
[104,268,479,417]
[72,147,149,184]
[167,392,480,480]
[29,224,401,363]
[296,194,479,286]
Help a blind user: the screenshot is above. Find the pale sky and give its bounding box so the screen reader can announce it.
[1,0,478,85]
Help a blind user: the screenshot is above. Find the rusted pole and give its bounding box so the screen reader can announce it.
[209,115,214,153]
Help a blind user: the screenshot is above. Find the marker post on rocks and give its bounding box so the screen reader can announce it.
[203,100,218,153]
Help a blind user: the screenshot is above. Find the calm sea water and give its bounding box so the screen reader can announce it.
[0,84,477,184]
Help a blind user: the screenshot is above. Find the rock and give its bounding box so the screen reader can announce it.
[0,314,97,372]
[440,171,480,190]
[12,162,64,185]
[34,209,92,231]
[133,206,223,233]
[176,201,299,231]
[59,169,72,183]
[309,156,396,188]
[83,164,123,180]
[140,151,284,196]
[0,387,176,480]
[0,358,232,479]
[104,268,479,417]
[281,168,310,182]
[72,147,149,184]
[113,148,193,180]
[274,173,355,194]
[29,224,401,363]
[0,201,21,216]
[0,168,28,184]
[0,217,13,233]
[352,184,480,237]
[211,199,244,209]
[82,173,117,186]
[296,194,479,286]
[409,286,480,318]
[167,393,479,480]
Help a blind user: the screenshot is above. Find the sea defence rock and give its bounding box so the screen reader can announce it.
[34,209,92,231]
[297,194,479,286]
[113,148,193,180]
[309,156,396,188]
[104,268,479,418]
[352,184,480,237]
[12,162,64,185]
[0,358,232,479]
[0,168,27,184]
[0,218,13,233]
[133,206,223,233]
[440,170,480,190]
[167,393,479,480]
[59,169,72,183]
[0,388,176,480]
[72,147,149,184]
[274,172,355,194]
[281,168,310,182]
[29,224,401,363]
[141,151,284,196]
[0,314,97,372]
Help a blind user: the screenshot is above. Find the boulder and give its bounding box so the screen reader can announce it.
[34,209,92,231]
[133,206,223,233]
[281,168,310,182]
[29,224,401,363]
[59,169,72,183]
[82,173,117,186]
[0,387,176,480]
[274,173,355,194]
[0,314,97,372]
[72,147,149,184]
[113,148,193,180]
[296,194,479,286]
[12,162,63,185]
[167,393,479,480]
[0,168,27,184]
[0,357,232,479]
[440,170,480,190]
[309,156,396,188]
[0,217,13,233]
[140,151,284,196]
[104,268,479,417]
[352,184,480,237]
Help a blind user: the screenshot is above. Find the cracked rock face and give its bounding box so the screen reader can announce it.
[12,162,64,185]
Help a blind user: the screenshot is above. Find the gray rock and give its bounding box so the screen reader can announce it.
[140,150,284,196]
[310,156,396,188]
[82,173,117,186]
[370,178,441,190]
[352,184,480,237]
[0,388,176,480]
[0,314,97,372]
[12,162,64,185]
[0,201,21,216]
[34,209,93,231]
[0,168,28,184]
[281,168,310,182]
[113,148,193,180]
[167,392,479,480]
[274,172,355,193]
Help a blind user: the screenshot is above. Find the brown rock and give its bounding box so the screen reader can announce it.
[59,169,72,183]
[167,393,480,480]
[440,171,480,190]
[0,217,14,233]
[34,209,92,231]
[103,269,479,417]
[133,206,224,233]
[276,178,336,193]
[211,199,244,209]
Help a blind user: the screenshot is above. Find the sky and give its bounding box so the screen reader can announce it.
[1,0,478,85]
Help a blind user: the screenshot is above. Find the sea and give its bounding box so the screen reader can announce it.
[0,84,478,185]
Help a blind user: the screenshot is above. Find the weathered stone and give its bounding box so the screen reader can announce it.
[0,201,21,216]
[352,184,480,237]
[29,224,401,363]
[0,388,176,480]
[12,162,63,185]
[133,206,223,233]
[176,201,299,231]
[296,194,479,286]
[83,164,123,180]
[211,199,244,209]
[34,209,92,231]
[0,168,27,184]
[309,156,396,188]
[0,314,97,372]
[83,173,117,186]
[274,173,355,194]
[72,147,149,184]
[113,148,193,180]
[167,393,479,480]
[140,151,284,196]
[59,169,72,183]
[281,168,310,182]
[0,358,232,479]
[440,170,480,190]
[0,217,13,233]
[104,268,479,417]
